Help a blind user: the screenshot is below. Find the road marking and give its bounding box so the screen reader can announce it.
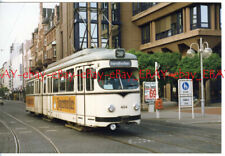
[1,111,60,153]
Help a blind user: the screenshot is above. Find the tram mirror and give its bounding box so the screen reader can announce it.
[115,48,125,58]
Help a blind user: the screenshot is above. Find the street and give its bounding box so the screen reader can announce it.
[0,100,221,153]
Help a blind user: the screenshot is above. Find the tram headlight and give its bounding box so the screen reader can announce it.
[108,105,115,112]
[134,104,140,111]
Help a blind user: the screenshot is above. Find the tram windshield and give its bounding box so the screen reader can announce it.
[98,68,139,90]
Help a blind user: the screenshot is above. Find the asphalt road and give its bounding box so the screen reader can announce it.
[0,100,221,153]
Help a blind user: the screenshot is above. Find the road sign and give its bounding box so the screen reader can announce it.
[144,82,156,103]
[178,79,193,95]
[178,79,194,120]
[180,96,192,107]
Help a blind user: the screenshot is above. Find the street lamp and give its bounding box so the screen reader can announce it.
[187,37,212,117]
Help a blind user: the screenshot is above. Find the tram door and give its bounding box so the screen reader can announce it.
[76,65,94,126]
[76,66,86,125]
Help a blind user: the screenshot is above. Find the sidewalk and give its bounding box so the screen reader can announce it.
[141,101,221,127]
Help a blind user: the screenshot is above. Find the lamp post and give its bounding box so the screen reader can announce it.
[187,37,212,117]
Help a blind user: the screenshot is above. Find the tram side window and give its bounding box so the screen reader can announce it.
[60,72,66,92]
[35,81,38,94]
[66,69,74,92]
[86,68,94,91]
[26,83,29,94]
[44,77,47,93]
[77,69,83,91]
[53,74,59,93]
[48,77,52,93]
[31,81,34,94]
[39,79,41,94]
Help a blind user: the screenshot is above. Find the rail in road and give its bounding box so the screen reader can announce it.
[0,119,20,153]
[0,109,60,153]
[0,100,221,153]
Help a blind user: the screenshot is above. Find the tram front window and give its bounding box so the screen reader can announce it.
[98,68,139,90]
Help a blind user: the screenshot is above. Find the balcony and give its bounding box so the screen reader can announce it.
[43,48,56,67]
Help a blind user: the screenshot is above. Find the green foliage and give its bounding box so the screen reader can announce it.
[203,53,221,79]
[176,53,221,80]
[0,87,9,98]
[127,49,181,84]
[127,49,221,82]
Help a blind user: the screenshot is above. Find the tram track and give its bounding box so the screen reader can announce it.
[104,129,203,153]
[135,122,220,152]
[0,119,20,153]
[0,110,60,153]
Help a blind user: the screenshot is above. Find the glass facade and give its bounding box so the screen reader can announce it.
[190,4,210,30]
[132,3,158,16]
[141,23,150,44]
[101,3,109,48]
[111,3,121,48]
[74,3,88,50]
[74,2,121,50]
[155,10,183,40]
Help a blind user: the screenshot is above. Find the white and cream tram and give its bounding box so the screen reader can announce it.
[25,48,141,130]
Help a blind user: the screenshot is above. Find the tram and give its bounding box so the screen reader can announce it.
[25,48,141,130]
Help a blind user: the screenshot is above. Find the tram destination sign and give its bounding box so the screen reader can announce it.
[109,60,131,67]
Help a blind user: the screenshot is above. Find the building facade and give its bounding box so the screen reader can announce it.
[1,61,11,90]
[130,2,221,55]
[24,2,221,103]
[10,43,24,91]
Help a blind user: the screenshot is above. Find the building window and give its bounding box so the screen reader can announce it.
[53,46,56,57]
[79,23,87,49]
[219,7,221,29]
[190,4,210,30]
[112,3,120,22]
[132,3,158,16]
[74,3,88,50]
[141,23,150,44]
[91,23,98,47]
[155,10,183,40]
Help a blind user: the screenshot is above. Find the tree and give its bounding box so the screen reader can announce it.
[0,87,9,98]
[128,49,181,84]
[176,53,221,80]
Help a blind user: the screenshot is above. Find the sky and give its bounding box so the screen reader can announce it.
[0,2,57,68]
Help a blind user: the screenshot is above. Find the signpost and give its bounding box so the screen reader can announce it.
[144,82,156,112]
[178,79,194,120]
